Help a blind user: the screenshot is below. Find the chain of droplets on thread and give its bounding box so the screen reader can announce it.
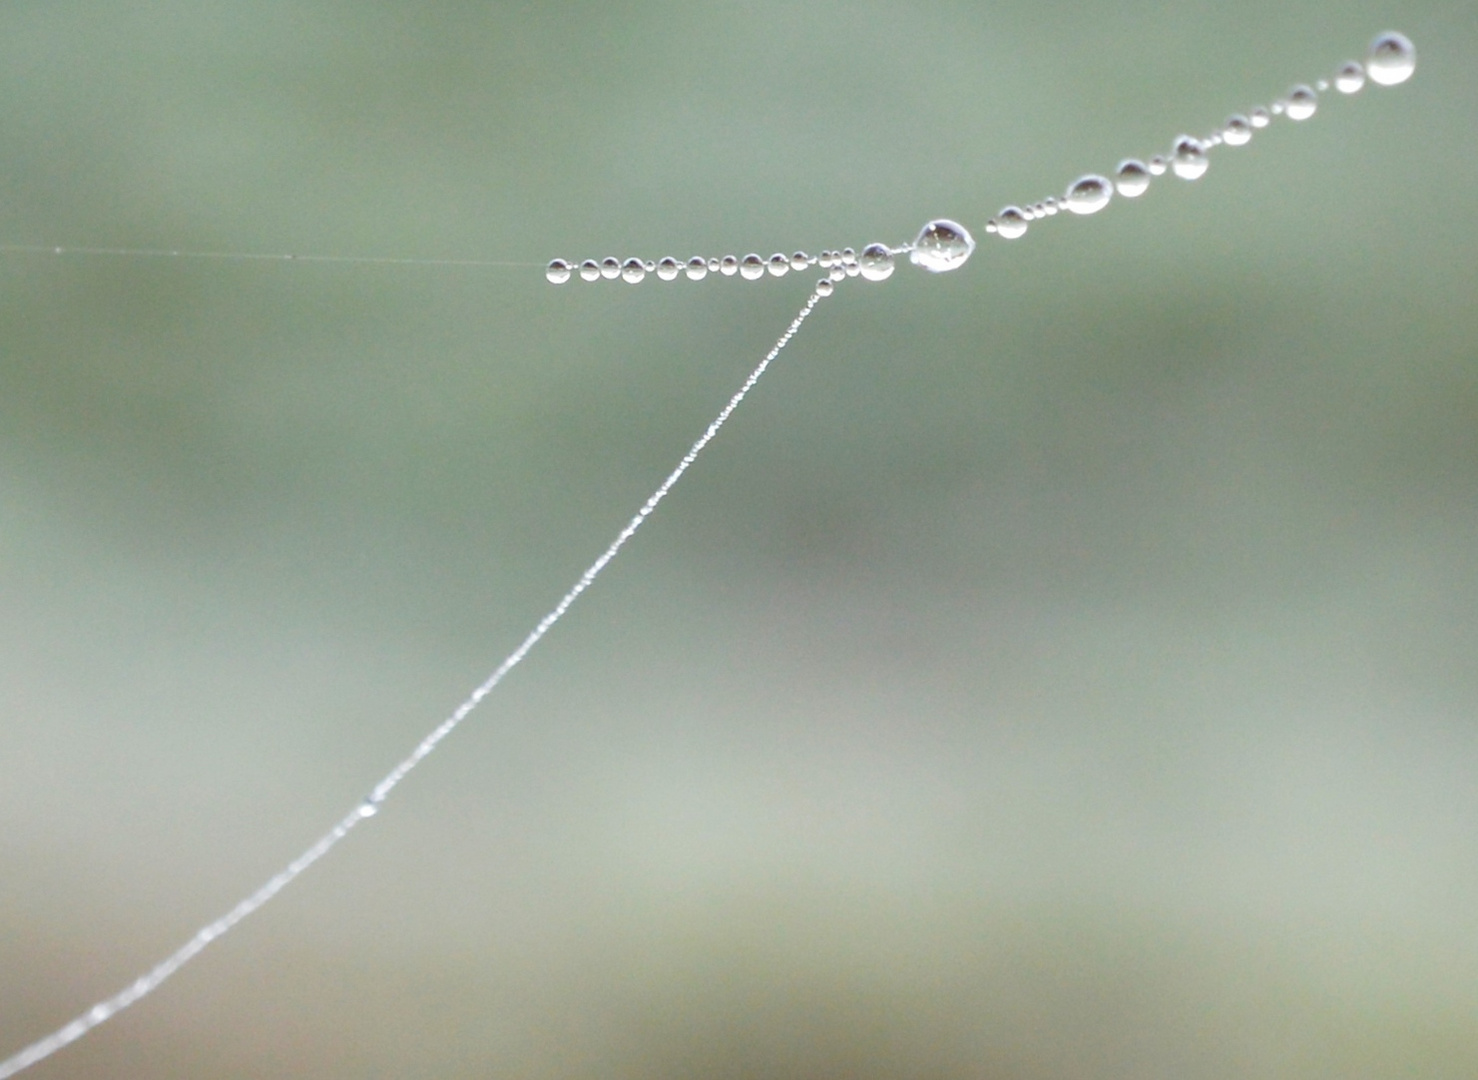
[546,30,1415,285]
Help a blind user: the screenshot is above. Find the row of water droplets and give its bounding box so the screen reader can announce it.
[986,30,1415,240]
[546,31,1413,289]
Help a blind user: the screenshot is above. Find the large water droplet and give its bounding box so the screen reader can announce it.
[546,259,571,285]
[1064,174,1113,215]
[766,253,790,277]
[621,257,646,283]
[790,251,811,271]
[816,278,834,297]
[579,259,600,282]
[600,257,621,280]
[656,257,681,281]
[1367,31,1415,86]
[1171,136,1208,180]
[685,256,708,280]
[1285,84,1318,120]
[1222,114,1253,146]
[740,253,765,280]
[1334,61,1365,94]
[909,219,976,272]
[857,243,894,281]
[994,206,1029,240]
[1114,159,1151,198]
[719,255,739,276]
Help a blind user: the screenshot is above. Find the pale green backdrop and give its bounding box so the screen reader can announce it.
[1,2,1475,1078]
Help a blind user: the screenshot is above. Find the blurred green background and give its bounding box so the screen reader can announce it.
[1,2,1475,1078]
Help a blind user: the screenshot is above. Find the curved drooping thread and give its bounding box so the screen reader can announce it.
[0,285,833,1080]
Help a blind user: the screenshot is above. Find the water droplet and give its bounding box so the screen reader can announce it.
[1222,114,1253,146]
[600,257,621,280]
[621,257,646,283]
[857,243,895,281]
[656,257,681,281]
[766,253,790,277]
[1115,159,1151,198]
[790,251,810,271]
[740,253,765,280]
[816,278,835,297]
[1367,31,1415,86]
[1171,136,1208,180]
[545,259,571,285]
[1064,174,1113,215]
[1249,106,1272,128]
[707,257,721,273]
[910,219,976,273]
[685,256,708,280]
[1316,79,1330,92]
[358,799,379,818]
[841,247,858,268]
[1334,61,1365,94]
[1285,84,1317,121]
[994,206,1029,240]
[719,255,739,276]
[829,264,846,281]
[579,259,600,282]
[1147,155,1168,176]
[643,259,656,273]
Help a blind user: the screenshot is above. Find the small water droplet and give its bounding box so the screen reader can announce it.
[994,206,1029,240]
[1064,174,1113,215]
[1115,159,1151,198]
[719,255,739,276]
[1042,196,1061,216]
[643,259,656,273]
[985,219,998,235]
[790,251,810,271]
[656,257,681,281]
[1249,106,1272,128]
[600,257,621,280]
[707,257,721,273]
[1367,31,1415,86]
[1147,155,1168,176]
[358,799,379,818]
[829,264,846,281]
[909,218,975,273]
[1171,136,1208,180]
[622,257,646,283]
[857,243,894,281]
[685,256,708,280]
[1316,79,1330,92]
[1221,114,1252,146]
[545,259,571,285]
[816,278,835,297]
[740,254,765,280]
[767,253,790,277]
[1285,84,1317,120]
[579,259,600,282]
[1334,61,1365,94]
[1270,101,1286,116]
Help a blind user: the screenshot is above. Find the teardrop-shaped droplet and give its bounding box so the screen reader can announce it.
[546,259,571,285]
[994,206,1029,240]
[740,253,765,280]
[1115,159,1151,198]
[579,259,601,282]
[1334,61,1365,94]
[1367,31,1415,87]
[766,253,790,277]
[857,243,894,281]
[684,256,708,280]
[600,257,621,280]
[1064,174,1113,215]
[909,218,976,273]
[1285,84,1318,121]
[1222,114,1253,146]
[621,257,646,283]
[1171,136,1208,180]
[656,256,681,281]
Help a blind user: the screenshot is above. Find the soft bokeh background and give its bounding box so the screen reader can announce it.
[1,2,1474,1078]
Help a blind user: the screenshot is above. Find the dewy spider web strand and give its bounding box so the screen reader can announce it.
[0,287,830,1080]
